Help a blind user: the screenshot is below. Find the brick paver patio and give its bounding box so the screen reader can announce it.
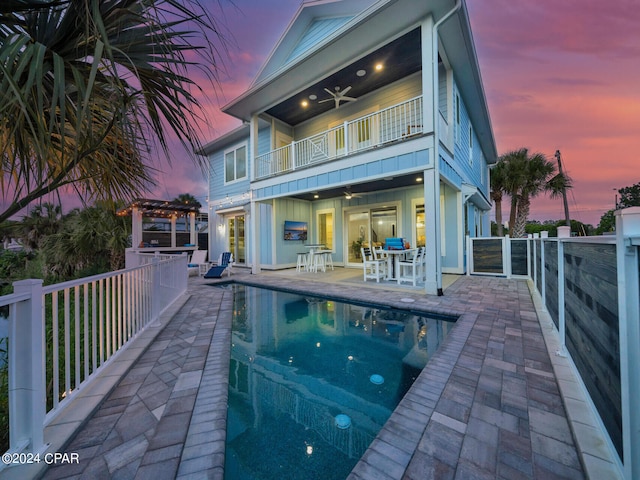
[38,270,609,479]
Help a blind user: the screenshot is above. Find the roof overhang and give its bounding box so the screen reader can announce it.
[462,184,491,211]
[117,198,200,219]
[221,0,497,164]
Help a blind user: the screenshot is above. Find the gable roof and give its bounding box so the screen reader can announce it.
[252,0,376,85]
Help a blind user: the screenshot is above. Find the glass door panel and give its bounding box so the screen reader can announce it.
[415,204,426,247]
[371,208,397,247]
[318,212,334,250]
[346,211,369,264]
[228,215,246,264]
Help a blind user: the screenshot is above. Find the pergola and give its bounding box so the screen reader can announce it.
[117,198,200,249]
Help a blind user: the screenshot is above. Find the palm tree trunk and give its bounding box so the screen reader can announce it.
[495,196,504,237]
[512,196,530,238]
[508,195,518,236]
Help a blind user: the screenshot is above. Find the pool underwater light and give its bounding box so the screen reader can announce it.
[335,414,352,429]
[370,374,384,385]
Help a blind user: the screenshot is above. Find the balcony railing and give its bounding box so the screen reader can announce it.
[255,96,424,179]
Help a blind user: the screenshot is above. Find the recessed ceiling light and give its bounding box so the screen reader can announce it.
[375,63,383,71]
[383,177,393,181]
[301,100,308,107]
[416,177,423,182]
[309,94,317,100]
[356,69,366,77]
[313,194,319,199]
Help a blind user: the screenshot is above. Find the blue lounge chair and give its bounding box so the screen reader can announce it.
[204,252,233,278]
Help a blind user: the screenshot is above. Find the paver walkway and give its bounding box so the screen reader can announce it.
[40,272,591,479]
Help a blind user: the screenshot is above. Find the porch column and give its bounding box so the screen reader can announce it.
[132,207,143,248]
[189,212,197,245]
[170,215,177,247]
[251,200,261,274]
[423,166,441,295]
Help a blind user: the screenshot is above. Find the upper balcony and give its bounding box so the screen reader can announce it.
[255,96,431,180]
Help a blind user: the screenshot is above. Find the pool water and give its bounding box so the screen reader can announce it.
[223,284,455,480]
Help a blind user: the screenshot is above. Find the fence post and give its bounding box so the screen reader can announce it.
[151,257,161,326]
[615,207,640,480]
[556,228,570,355]
[9,279,46,454]
[504,235,511,278]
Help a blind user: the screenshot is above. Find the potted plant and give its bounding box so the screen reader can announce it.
[351,237,364,259]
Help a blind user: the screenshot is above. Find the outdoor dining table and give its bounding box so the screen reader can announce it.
[382,248,417,281]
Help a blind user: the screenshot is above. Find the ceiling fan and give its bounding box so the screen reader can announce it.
[319,86,357,109]
[343,187,363,200]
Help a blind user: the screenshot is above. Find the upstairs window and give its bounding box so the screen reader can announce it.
[225,144,247,183]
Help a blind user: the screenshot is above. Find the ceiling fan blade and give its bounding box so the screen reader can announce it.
[318,98,333,103]
[341,85,352,95]
[323,88,335,96]
[341,96,357,101]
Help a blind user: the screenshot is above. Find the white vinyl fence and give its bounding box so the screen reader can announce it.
[0,254,187,462]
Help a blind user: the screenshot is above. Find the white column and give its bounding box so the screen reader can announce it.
[132,207,143,247]
[189,212,196,246]
[170,216,177,247]
[10,279,45,453]
[251,200,261,274]
[615,207,640,480]
[423,167,440,295]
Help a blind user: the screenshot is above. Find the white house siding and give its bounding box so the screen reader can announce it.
[253,146,430,201]
[285,17,354,65]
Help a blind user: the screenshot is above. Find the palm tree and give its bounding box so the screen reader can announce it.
[490,160,508,236]
[499,148,572,238]
[20,202,63,249]
[0,0,226,223]
[173,193,202,232]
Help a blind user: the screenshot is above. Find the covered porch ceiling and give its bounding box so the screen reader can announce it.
[264,28,424,126]
[288,172,426,202]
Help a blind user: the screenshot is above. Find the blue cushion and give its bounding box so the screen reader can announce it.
[188,263,198,268]
[204,266,226,279]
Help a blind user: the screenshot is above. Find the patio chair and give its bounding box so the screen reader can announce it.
[203,252,233,279]
[397,248,423,286]
[187,250,208,277]
[361,247,386,282]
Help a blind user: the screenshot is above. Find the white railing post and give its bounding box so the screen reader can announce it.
[615,207,640,480]
[343,121,349,155]
[9,279,46,454]
[151,257,161,326]
[504,235,511,278]
[291,141,297,170]
[556,238,567,356]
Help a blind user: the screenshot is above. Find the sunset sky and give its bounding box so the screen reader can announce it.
[18,0,639,228]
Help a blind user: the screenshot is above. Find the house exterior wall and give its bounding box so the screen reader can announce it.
[203,0,496,289]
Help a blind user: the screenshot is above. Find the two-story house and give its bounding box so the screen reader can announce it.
[200,0,497,295]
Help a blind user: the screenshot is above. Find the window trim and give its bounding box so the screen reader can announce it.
[224,142,248,185]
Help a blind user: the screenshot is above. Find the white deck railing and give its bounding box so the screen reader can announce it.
[255,96,424,179]
[1,254,187,459]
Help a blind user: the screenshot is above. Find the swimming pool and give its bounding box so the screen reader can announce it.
[223,284,455,480]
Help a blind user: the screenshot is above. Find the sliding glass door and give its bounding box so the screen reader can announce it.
[345,206,397,265]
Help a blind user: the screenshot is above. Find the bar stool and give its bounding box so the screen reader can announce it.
[310,251,325,272]
[321,250,334,270]
[296,252,309,272]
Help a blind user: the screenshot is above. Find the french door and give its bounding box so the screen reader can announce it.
[227,215,245,265]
